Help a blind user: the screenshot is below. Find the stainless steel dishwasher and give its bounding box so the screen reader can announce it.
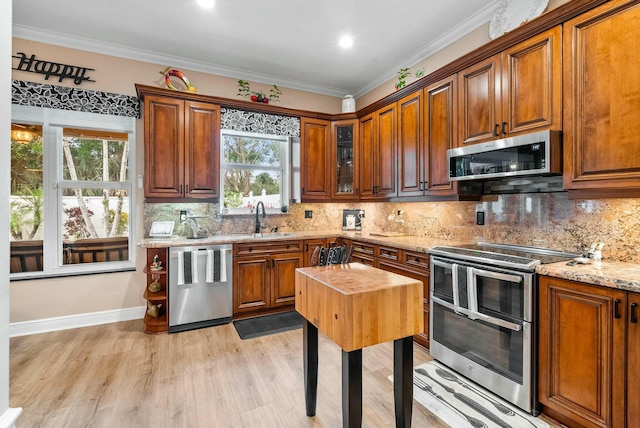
[168,244,233,333]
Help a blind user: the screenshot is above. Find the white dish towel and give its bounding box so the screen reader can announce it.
[219,248,227,282]
[205,249,228,283]
[177,251,184,285]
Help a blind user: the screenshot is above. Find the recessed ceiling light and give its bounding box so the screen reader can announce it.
[339,35,354,49]
[196,0,214,9]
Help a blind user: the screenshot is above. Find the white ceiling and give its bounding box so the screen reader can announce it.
[12,0,501,98]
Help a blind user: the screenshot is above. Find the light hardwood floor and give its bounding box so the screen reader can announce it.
[10,320,560,427]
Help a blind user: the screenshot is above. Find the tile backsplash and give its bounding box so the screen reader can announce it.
[143,193,640,263]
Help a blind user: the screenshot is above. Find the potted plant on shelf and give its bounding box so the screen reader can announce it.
[237,80,282,103]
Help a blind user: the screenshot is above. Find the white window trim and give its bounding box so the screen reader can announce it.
[220,129,291,215]
[10,105,137,279]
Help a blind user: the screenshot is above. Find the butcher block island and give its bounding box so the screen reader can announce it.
[295,263,424,351]
[295,263,423,427]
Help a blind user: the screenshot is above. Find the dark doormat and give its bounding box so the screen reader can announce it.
[233,311,304,340]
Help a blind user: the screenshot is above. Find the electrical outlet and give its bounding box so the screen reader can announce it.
[305,210,313,219]
[476,211,485,225]
[180,210,187,222]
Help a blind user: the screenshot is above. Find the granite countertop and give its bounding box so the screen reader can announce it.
[536,261,640,293]
[139,232,640,293]
[139,230,467,253]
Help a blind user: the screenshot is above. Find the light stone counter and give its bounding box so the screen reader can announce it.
[536,261,640,293]
[139,231,640,293]
[138,230,470,252]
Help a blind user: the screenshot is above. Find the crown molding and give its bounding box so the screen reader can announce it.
[12,25,351,98]
[353,0,499,98]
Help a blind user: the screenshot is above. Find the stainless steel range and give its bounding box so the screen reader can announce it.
[428,242,579,415]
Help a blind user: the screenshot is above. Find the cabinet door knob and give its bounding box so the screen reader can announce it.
[631,302,638,324]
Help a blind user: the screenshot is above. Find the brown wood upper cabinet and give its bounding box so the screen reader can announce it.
[300,117,331,201]
[359,104,397,199]
[301,118,358,201]
[397,75,460,198]
[397,91,424,197]
[423,75,459,196]
[331,119,359,199]
[143,95,220,200]
[458,26,562,146]
[563,0,640,196]
[538,275,639,428]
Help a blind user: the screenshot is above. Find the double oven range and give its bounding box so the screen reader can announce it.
[429,242,579,414]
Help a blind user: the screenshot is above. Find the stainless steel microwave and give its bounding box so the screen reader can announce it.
[447,130,562,181]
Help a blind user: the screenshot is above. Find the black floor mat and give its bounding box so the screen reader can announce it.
[233,311,304,340]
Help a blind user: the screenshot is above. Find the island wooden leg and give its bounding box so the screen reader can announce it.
[342,349,362,428]
[394,336,413,428]
[303,320,318,416]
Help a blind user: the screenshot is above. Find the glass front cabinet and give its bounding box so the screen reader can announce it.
[332,119,358,199]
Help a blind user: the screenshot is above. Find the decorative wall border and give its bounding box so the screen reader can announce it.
[221,107,300,137]
[11,80,139,118]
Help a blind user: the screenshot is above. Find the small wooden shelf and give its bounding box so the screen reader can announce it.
[142,267,167,275]
[143,288,167,301]
[144,313,168,334]
[143,248,169,334]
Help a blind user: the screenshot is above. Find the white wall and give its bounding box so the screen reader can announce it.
[2,2,21,427]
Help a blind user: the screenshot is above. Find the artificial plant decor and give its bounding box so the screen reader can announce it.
[395,67,425,90]
[237,80,282,103]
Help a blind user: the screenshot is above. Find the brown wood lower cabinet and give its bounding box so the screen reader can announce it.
[538,275,639,428]
[233,240,303,317]
[302,238,341,267]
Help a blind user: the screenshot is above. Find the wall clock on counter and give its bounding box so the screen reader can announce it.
[489,0,549,40]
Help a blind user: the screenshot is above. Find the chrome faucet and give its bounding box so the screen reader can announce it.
[183,212,208,238]
[254,201,266,234]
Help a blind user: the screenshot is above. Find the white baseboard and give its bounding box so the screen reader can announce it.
[9,306,145,337]
[0,407,23,428]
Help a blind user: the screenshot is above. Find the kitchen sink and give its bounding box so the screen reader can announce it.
[226,232,294,239]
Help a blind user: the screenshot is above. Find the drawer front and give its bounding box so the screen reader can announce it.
[401,250,430,271]
[351,241,374,256]
[350,253,375,266]
[377,245,399,262]
[234,240,303,256]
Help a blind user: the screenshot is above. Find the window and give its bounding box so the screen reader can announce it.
[10,105,136,279]
[220,130,290,214]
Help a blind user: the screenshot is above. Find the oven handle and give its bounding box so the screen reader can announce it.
[452,263,460,311]
[432,296,523,332]
[469,267,523,284]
